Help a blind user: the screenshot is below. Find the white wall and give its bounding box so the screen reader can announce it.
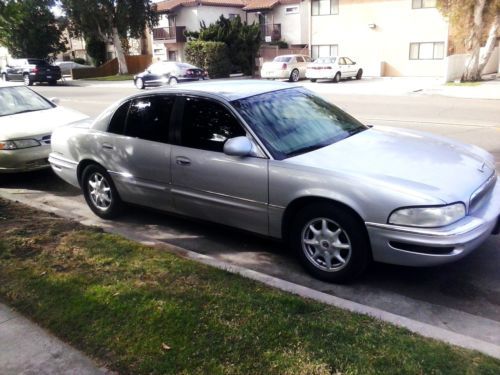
[445,45,499,82]
[311,0,449,77]
[272,5,302,45]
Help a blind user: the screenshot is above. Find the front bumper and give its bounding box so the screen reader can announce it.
[366,177,500,266]
[260,69,291,79]
[0,146,51,173]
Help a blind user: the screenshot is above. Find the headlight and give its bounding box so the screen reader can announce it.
[0,139,41,150]
[388,203,466,228]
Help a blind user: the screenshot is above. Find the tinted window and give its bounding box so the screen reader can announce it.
[180,97,245,152]
[108,101,130,134]
[124,96,175,143]
[28,59,49,66]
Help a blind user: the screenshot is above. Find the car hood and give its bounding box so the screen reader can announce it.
[285,126,495,204]
[0,106,88,140]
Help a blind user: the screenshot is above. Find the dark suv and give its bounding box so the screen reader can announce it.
[1,58,61,86]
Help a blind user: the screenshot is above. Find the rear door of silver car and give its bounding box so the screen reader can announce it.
[170,95,269,235]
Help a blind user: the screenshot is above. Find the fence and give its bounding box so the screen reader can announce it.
[72,55,152,79]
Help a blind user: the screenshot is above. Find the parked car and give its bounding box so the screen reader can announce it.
[0,83,88,173]
[134,61,207,89]
[1,58,62,86]
[260,55,312,82]
[49,80,500,283]
[306,56,363,83]
[54,61,90,75]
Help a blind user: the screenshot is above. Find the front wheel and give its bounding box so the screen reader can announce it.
[82,164,123,219]
[168,77,178,86]
[23,74,33,86]
[356,69,363,80]
[289,69,300,82]
[289,203,370,283]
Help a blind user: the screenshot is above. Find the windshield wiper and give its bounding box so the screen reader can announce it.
[286,144,327,158]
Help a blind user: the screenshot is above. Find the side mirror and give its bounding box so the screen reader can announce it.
[49,97,60,105]
[223,136,253,157]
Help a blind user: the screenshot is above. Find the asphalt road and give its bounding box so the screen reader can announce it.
[2,80,499,348]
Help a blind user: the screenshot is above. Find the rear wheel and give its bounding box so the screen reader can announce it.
[81,164,123,219]
[23,74,33,86]
[168,77,178,86]
[356,69,363,80]
[48,79,57,86]
[289,69,300,82]
[135,77,145,89]
[1,73,7,82]
[332,72,341,83]
[310,79,317,83]
[289,203,370,283]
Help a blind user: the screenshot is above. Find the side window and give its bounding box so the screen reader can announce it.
[124,96,175,143]
[180,97,245,152]
[296,56,304,62]
[108,101,130,134]
[338,57,346,65]
[344,57,354,65]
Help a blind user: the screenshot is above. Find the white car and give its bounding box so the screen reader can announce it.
[306,56,363,83]
[260,55,312,82]
[0,84,88,173]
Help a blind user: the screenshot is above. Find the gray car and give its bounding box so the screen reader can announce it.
[49,80,500,282]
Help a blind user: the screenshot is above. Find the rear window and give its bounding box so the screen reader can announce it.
[28,59,49,66]
[273,56,292,63]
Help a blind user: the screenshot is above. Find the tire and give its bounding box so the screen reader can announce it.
[289,202,370,283]
[81,164,123,219]
[332,72,341,83]
[23,74,33,86]
[1,73,7,82]
[289,69,300,82]
[48,79,57,86]
[310,79,317,83]
[168,77,178,86]
[356,69,363,80]
[135,77,145,89]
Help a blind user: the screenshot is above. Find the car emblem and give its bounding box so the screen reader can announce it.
[478,162,486,173]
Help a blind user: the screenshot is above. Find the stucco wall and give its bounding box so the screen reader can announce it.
[311,0,449,77]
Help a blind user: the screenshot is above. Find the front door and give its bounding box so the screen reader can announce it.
[171,96,269,235]
[105,95,176,211]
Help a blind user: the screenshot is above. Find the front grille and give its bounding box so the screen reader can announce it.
[469,172,496,213]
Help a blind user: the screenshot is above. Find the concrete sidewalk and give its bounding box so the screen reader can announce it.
[0,303,108,375]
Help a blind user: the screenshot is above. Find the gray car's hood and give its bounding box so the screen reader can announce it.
[285,126,495,204]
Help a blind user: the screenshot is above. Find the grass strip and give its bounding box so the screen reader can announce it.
[81,74,134,81]
[0,198,499,374]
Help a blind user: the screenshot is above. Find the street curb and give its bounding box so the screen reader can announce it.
[1,190,500,360]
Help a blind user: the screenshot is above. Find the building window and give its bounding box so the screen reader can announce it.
[409,42,445,60]
[312,0,339,16]
[412,0,436,9]
[312,44,339,59]
[285,6,299,15]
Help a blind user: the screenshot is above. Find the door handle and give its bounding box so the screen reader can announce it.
[176,156,191,166]
[102,143,114,150]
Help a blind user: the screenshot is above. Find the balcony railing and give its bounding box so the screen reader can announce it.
[260,23,281,42]
[152,26,186,43]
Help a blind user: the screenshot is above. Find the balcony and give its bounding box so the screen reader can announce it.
[260,23,281,42]
[152,26,187,43]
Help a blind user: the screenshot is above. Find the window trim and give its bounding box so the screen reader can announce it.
[311,0,339,16]
[409,41,445,60]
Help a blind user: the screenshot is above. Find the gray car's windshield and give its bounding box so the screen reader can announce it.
[0,87,54,117]
[232,88,367,159]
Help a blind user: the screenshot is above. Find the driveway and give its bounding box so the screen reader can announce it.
[1,81,499,349]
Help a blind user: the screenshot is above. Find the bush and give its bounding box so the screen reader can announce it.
[72,57,87,65]
[185,41,231,78]
[270,40,289,49]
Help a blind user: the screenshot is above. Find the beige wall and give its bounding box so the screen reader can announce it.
[311,0,449,76]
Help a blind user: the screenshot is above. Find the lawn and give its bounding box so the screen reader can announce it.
[0,198,499,374]
[81,74,134,81]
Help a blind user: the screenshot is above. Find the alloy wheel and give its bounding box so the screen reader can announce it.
[87,172,112,211]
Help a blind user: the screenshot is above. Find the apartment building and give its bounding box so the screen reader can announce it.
[310,0,449,76]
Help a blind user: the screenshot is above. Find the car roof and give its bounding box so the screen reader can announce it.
[146,79,296,101]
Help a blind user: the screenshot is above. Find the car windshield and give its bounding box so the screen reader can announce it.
[0,87,54,117]
[315,57,336,64]
[232,88,367,160]
[274,56,292,63]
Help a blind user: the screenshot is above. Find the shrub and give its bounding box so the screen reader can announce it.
[72,57,87,65]
[185,41,231,78]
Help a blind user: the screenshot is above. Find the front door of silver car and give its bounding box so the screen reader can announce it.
[106,95,175,211]
[171,96,269,235]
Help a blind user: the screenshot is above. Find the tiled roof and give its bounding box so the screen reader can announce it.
[155,0,246,12]
[243,0,300,11]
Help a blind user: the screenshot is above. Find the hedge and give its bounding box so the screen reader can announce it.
[185,41,231,78]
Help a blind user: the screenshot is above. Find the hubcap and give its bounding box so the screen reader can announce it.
[301,218,352,272]
[292,71,299,81]
[136,78,143,88]
[88,172,112,210]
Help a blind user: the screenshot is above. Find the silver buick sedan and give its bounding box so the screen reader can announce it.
[49,80,500,282]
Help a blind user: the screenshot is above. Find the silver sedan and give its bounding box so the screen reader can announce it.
[49,80,500,282]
